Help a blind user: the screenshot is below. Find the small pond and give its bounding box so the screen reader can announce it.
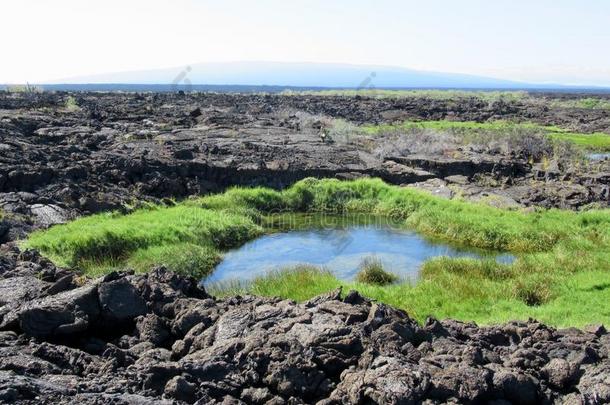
[206,215,514,285]
[587,153,610,161]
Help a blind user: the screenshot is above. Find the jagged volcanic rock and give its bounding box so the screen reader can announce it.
[0,246,608,404]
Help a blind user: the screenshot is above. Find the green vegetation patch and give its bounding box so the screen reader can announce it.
[289,90,610,111]
[25,204,263,278]
[215,263,610,328]
[286,89,529,102]
[361,119,539,134]
[25,178,610,327]
[361,119,610,152]
[551,97,610,110]
[547,131,610,151]
[63,96,81,112]
[212,265,342,302]
[355,256,399,285]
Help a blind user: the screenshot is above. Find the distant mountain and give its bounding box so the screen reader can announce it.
[45,61,579,90]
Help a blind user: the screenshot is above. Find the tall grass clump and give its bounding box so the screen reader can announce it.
[355,257,398,285]
[27,178,610,266]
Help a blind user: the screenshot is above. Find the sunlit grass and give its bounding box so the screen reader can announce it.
[25,205,263,277]
[355,256,399,285]
[285,89,529,102]
[547,131,610,151]
[551,97,610,110]
[24,178,610,327]
[286,89,610,111]
[361,120,610,151]
[213,264,610,328]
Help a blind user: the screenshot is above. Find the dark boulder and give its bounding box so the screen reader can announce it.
[17,284,100,338]
[136,313,170,345]
[98,277,147,323]
[0,220,9,243]
[164,375,198,403]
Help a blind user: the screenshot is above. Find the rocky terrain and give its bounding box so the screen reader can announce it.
[1,92,610,403]
[0,246,609,404]
[1,92,609,241]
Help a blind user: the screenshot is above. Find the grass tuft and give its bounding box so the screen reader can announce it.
[513,273,554,306]
[249,265,338,301]
[355,257,398,285]
[64,96,81,112]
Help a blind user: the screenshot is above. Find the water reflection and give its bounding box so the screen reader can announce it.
[587,153,610,161]
[206,223,514,284]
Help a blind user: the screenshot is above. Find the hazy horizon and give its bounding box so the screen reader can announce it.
[20,61,604,90]
[2,0,610,87]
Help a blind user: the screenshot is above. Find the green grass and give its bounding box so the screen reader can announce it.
[547,131,610,151]
[25,204,263,277]
[64,96,81,112]
[25,178,610,327]
[287,90,610,111]
[355,256,399,285]
[361,119,540,134]
[126,243,221,279]
[215,261,610,328]
[360,119,610,151]
[551,97,610,110]
[285,89,529,102]
[222,265,342,302]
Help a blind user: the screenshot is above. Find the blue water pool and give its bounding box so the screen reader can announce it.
[206,224,514,284]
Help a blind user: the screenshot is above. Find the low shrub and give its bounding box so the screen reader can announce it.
[64,96,81,112]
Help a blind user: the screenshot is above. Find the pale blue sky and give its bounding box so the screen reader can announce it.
[2,0,609,85]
